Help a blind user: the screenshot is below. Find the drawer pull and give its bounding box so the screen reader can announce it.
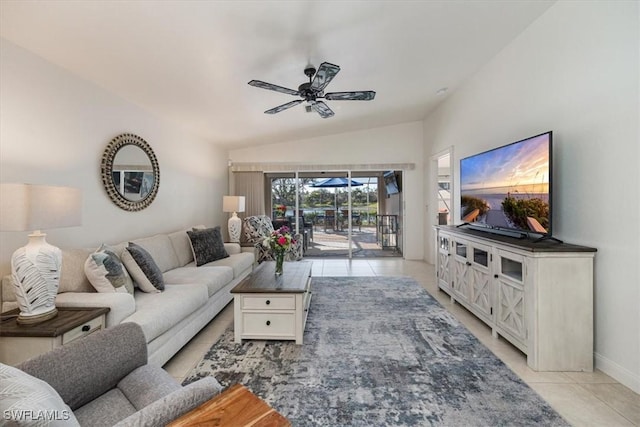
[266,320,271,326]
[81,325,90,332]
[266,300,271,305]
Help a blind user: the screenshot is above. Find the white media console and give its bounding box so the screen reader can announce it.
[435,225,597,372]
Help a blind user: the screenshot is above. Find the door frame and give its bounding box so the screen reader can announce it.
[429,147,454,264]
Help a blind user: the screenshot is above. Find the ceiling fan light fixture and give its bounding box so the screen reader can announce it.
[248,61,375,118]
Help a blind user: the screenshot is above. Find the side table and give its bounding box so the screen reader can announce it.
[0,306,110,366]
[167,383,290,427]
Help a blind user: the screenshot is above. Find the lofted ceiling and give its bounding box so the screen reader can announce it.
[0,1,554,148]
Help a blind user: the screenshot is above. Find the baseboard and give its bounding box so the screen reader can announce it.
[594,352,640,394]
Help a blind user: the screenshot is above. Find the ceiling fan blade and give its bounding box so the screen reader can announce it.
[310,101,335,118]
[311,62,340,92]
[248,80,299,96]
[264,99,303,114]
[325,91,376,101]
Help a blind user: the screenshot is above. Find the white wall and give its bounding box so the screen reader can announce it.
[0,39,228,278]
[230,122,424,260]
[423,2,639,392]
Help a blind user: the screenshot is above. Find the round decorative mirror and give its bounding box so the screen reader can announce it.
[101,133,160,211]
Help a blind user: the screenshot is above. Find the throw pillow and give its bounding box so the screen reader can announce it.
[84,244,134,294]
[0,363,81,426]
[187,226,229,267]
[122,242,164,292]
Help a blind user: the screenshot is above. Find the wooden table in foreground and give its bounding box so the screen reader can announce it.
[168,383,290,427]
[231,261,312,345]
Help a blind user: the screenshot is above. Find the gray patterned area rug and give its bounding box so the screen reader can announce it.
[184,277,567,426]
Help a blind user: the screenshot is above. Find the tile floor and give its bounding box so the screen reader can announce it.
[164,259,640,426]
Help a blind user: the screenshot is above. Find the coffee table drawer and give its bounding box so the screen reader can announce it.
[241,295,295,310]
[242,312,295,337]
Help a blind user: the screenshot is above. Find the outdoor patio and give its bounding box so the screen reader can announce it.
[303,225,401,258]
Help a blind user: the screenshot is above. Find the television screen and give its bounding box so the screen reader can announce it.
[384,171,400,195]
[460,131,552,236]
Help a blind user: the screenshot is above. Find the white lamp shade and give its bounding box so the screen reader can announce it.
[223,195,245,213]
[1,183,82,324]
[0,183,82,231]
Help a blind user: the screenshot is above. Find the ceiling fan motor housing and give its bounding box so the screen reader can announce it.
[298,82,318,101]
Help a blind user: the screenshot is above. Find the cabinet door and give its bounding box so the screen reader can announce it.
[469,243,492,321]
[494,250,526,347]
[451,240,471,303]
[437,234,451,291]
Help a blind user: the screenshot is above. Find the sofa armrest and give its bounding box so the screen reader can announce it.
[113,377,223,427]
[224,242,241,255]
[55,292,136,327]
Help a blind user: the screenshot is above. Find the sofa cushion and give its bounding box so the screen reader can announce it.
[0,363,80,427]
[163,266,233,298]
[84,244,134,294]
[130,234,180,273]
[168,230,194,267]
[203,252,255,279]
[122,284,208,342]
[74,388,135,427]
[59,248,96,293]
[187,227,229,266]
[118,365,181,410]
[114,377,222,427]
[17,323,148,411]
[124,243,165,292]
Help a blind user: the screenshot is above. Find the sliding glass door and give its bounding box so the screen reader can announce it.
[267,170,400,259]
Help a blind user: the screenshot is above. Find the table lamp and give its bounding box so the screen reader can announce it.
[223,196,245,243]
[0,183,82,324]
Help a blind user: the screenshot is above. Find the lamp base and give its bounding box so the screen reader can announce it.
[11,232,62,326]
[228,212,242,243]
[17,306,58,325]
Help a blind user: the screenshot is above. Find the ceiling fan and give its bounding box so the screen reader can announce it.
[248,62,376,118]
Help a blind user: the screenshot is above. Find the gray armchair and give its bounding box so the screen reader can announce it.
[10,322,221,426]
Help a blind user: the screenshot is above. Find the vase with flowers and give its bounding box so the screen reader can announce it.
[263,226,295,276]
[274,204,287,218]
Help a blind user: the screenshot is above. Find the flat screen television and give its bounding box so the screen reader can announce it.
[460,131,552,237]
[384,171,400,195]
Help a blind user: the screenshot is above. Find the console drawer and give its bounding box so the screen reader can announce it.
[62,315,104,345]
[242,312,295,337]
[241,295,295,310]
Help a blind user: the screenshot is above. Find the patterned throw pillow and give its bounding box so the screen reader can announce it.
[0,363,80,426]
[84,244,134,294]
[187,226,229,267]
[122,242,164,292]
[242,215,275,244]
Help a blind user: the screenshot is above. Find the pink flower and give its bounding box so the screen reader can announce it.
[277,236,287,245]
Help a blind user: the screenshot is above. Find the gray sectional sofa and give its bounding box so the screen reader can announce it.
[1,226,255,367]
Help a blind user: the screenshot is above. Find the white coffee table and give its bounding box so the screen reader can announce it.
[231,261,312,345]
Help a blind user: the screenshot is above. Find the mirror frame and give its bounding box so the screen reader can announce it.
[101,133,160,211]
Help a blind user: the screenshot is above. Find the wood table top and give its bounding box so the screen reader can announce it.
[0,307,110,337]
[231,261,312,294]
[167,383,290,427]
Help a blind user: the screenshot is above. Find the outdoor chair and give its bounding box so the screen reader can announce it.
[324,210,336,231]
[341,209,362,231]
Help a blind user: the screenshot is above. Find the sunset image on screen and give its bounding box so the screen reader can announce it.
[460,133,550,233]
